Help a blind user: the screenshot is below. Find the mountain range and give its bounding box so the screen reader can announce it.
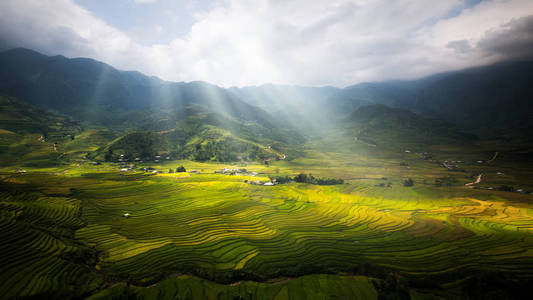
[1,47,532,164]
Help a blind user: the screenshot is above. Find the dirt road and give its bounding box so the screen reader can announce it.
[487,151,499,163]
[465,173,482,187]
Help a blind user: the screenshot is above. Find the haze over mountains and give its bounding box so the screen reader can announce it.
[0,48,533,142]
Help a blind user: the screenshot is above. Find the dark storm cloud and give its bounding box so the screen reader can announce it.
[477,15,533,60]
[0,2,91,57]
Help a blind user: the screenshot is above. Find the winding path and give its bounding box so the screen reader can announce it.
[465,173,482,187]
[488,151,499,163]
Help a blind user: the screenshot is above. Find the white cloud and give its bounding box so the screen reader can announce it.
[134,0,157,3]
[1,0,532,87]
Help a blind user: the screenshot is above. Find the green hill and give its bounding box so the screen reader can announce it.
[0,95,79,136]
[92,106,298,162]
[0,95,83,167]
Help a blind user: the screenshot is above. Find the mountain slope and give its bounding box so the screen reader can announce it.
[346,104,476,146]
[0,48,306,162]
[410,61,533,131]
[90,106,297,162]
[3,47,533,153]
[0,48,279,130]
[0,95,82,166]
[331,61,533,133]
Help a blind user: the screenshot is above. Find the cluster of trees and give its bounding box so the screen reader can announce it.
[270,173,344,185]
[377,177,460,188]
[190,141,232,161]
[434,176,458,186]
[99,130,270,163]
[403,178,414,187]
[169,166,187,173]
[184,139,270,162]
[495,185,528,193]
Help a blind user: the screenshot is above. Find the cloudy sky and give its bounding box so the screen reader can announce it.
[1,0,532,87]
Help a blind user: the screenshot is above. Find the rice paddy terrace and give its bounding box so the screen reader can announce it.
[1,147,533,299]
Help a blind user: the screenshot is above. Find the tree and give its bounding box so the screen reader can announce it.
[403,178,414,187]
[270,175,291,184]
[104,149,113,162]
[497,185,514,192]
[177,166,186,172]
[294,173,309,183]
[125,152,134,161]
[168,168,174,173]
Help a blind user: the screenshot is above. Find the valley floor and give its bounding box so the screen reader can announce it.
[1,138,533,299]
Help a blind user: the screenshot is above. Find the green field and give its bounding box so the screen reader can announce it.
[88,274,379,300]
[2,131,533,299]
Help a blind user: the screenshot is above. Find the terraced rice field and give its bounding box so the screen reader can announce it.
[1,155,533,298]
[70,173,533,283]
[0,176,101,299]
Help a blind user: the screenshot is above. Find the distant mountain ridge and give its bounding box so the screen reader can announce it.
[330,61,533,132]
[1,47,533,137]
[0,48,277,130]
[0,48,311,163]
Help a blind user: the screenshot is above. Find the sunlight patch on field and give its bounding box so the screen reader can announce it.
[431,198,533,231]
[63,172,533,280]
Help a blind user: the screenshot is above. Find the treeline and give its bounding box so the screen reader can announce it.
[270,173,344,185]
[104,261,531,300]
[186,139,267,162]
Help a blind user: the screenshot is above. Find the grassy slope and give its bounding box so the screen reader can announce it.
[345,104,477,148]
[0,96,87,167]
[89,106,302,162]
